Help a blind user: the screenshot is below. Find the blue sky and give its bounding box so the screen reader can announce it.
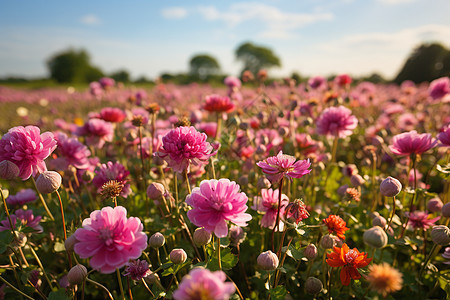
[1,0,449,80]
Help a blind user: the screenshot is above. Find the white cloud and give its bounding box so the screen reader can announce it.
[196,2,333,39]
[376,0,416,5]
[161,7,188,20]
[80,14,101,25]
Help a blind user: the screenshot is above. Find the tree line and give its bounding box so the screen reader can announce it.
[3,42,450,85]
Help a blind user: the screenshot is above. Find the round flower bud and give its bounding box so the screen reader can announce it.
[443,203,450,218]
[372,136,384,146]
[255,144,267,155]
[304,244,318,260]
[149,232,165,248]
[363,226,388,248]
[0,160,20,180]
[380,176,402,197]
[35,171,62,194]
[431,225,450,246]
[372,216,387,228]
[257,250,279,271]
[170,249,187,264]
[337,184,349,196]
[350,174,366,187]
[257,177,271,190]
[427,197,443,213]
[147,183,165,199]
[144,272,159,285]
[305,277,323,295]
[369,211,380,219]
[229,225,246,246]
[238,175,249,187]
[65,234,78,252]
[193,228,212,247]
[320,234,336,249]
[67,264,88,285]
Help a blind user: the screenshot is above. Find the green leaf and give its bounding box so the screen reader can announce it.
[48,288,70,300]
[268,285,287,300]
[161,260,190,276]
[0,231,12,254]
[208,247,238,271]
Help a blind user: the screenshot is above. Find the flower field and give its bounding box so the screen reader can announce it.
[0,75,449,299]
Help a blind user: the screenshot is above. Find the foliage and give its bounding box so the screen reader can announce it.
[235,42,281,75]
[189,54,221,80]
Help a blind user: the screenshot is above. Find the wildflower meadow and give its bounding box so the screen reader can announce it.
[0,74,450,300]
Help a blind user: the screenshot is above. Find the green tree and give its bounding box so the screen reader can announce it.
[47,48,103,83]
[394,43,450,84]
[235,42,281,75]
[189,54,221,80]
[110,69,130,83]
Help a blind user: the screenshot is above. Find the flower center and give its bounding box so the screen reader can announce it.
[98,227,114,246]
[345,249,358,264]
[186,284,213,300]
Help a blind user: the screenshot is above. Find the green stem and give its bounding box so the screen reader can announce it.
[331,136,339,163]
[184,169,191,195]
[55,190,72,268]
[217,237,222,270]
[29,246,54,290]
[215,112,222,141]
[271,178,284,252]
[116,268,125,300]
[141,278,155,297]
[385,196,396,232]
[31,176,55,220]
[419,243,438,278]
[86,278,114,300]
[0,188,18,240]
[0,275,34,300]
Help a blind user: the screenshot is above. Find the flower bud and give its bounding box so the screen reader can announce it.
[443,203,450,218]
[380,176,402,197]
[144,272,159,285]
[350,174,365,187]
[372,216,387,228]
[304,244,318,260]
[67,264,87,285]
[193,228,211,247]
[65,234,78,252]
[170,249,187,264]
[238,175,249,187]
[337,184,349,196]
[12,231,27,248]
[320,234,335,249]
[427,197,443,213]
[229,225,246,246]
[35,171,62,194]
[257,250,279,271]
[257,177,271,190]
[149,232,165,248]
[0,160,20,180]
[147,183,165,199]
[363,226,388,248]
[255,144,267,155]
[305,277,323,295]
[372,136,384,146]
[431,225,450,245]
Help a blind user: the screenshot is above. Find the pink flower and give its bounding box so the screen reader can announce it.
[0,126,57,180]
[186,179,252,238]
[389,130,437,156]
[74,206,148,274]
[99,107,126,123]
[285,199,310,224]
[316,106,358,138]
[203,94,235,113]
[52,132,91,170]
[123,259,151,281]
[252,188,289,230]
[99,77,115,89]
[308,76,327,90]
[93,161,131,198]
[76,118,114,149]
[173,268,235,300]
[156,126,217,173]
[438,125,450,147]
[256,151,311,183]
[198,122,217,138]
[429,77,450,100]
[334,74,352,87]
[443,247,450,264]
[0,209,43,233]
[224,76,241,88]
[405,211,440,230]
[6,189,37,207]
[90,82,103,98]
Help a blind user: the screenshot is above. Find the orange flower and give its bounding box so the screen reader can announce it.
[326,243,372,286]
[366,263,403,296]
[323,215,349,240]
